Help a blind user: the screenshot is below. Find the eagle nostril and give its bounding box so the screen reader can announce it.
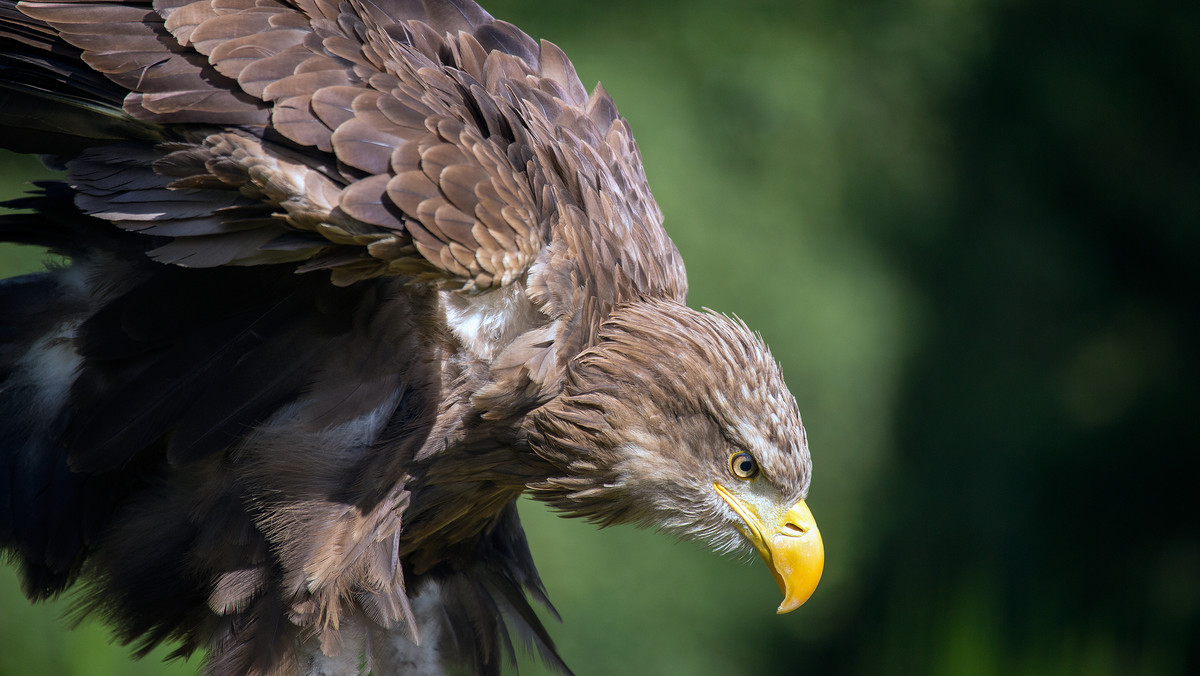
[781,521,808,537]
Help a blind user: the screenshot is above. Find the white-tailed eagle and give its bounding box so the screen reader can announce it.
[0,0,823,673]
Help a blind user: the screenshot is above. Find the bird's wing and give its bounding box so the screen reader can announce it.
[12,0,679,299]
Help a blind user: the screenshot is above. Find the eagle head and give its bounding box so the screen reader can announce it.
[527,299,824,613]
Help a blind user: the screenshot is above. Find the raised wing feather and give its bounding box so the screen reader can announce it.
[18,0,678,298]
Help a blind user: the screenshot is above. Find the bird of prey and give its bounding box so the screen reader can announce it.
[0,0,823,674]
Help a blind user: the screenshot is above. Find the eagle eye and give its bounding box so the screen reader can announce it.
[729,451,759,479]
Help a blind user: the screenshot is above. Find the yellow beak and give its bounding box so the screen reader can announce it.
[713,483,824,613]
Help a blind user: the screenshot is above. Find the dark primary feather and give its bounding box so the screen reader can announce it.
[0,0,815,674]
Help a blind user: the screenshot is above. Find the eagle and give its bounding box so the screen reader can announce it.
[0,0,823,674]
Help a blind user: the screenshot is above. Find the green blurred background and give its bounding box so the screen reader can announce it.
[1,0,1197,673]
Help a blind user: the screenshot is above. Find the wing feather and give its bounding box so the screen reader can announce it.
[14,0,680,301]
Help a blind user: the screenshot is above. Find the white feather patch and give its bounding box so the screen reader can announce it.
[441,284,542,362]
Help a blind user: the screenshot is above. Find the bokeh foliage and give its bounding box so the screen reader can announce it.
[0,0,1196,673]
